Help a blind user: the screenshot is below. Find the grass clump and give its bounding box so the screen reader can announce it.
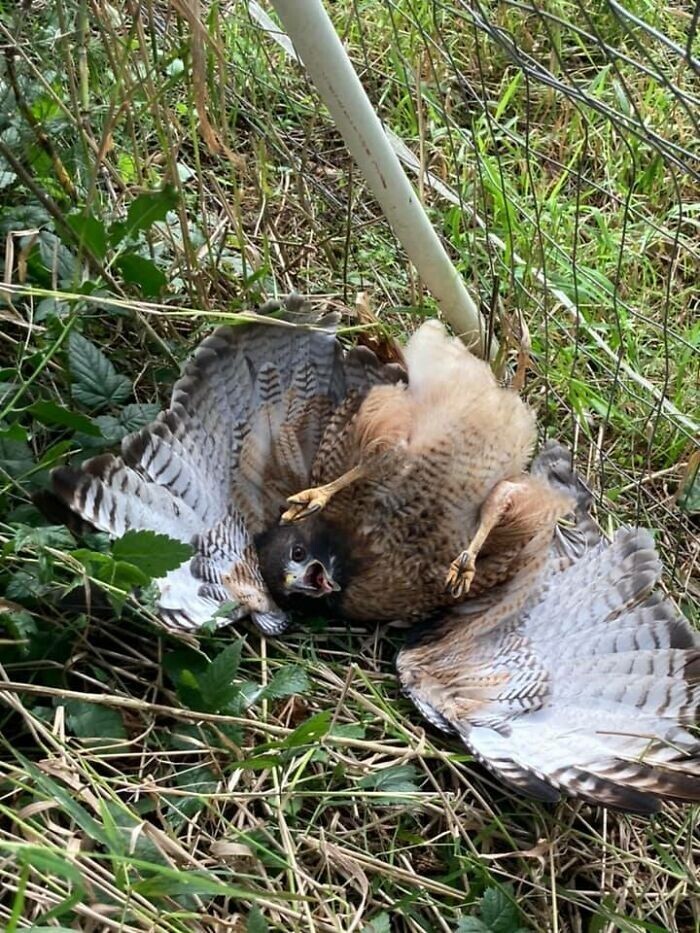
[0,1,697,930]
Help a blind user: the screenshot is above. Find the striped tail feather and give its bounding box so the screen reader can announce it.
[398,525,700,812]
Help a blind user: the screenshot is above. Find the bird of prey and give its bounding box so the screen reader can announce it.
[51,297,700,812]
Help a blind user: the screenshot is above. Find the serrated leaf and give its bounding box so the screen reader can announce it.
[68,331,132,410]
[6,569,46,600]
[0,608,37,646]
[14,524,75,552]
[65,699,127,741]
[29,400,102,436]
[112,530,193,579]
[66,212,108,259]
[197,641,244,712]
[78,414,125,448]
[359,764,420,798]
[119,402,160,431]
[110,185,178,244]
[115,252,167,297]
[457,885,530,933]
[261,665,310,700]
[479,885,527,933]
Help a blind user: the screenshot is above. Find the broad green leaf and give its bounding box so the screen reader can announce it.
[361,914,392,933]
[110,185,178,244]
[66,212,108,260]
[14,524,75,552]
[30,400,102,436]
[68,331,132,410]
[196,641,244,712]
[0,608,37,646]
[119,402,160,431]
[37,231,77,284]
[65,699,127,741]
[261,665,310,700]
[358,764,420,797]
[456,920,490,933]
[282,710,332,748]
[0,431,34,477]
[457,885,530,933]
[115,252,167,297]
[77,403,160,450]
[479,885,529,933]
[247,906,270,933]
[112,530,193,578]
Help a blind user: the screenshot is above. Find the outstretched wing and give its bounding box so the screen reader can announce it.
[51,297,348,634]
[398,525,700,813]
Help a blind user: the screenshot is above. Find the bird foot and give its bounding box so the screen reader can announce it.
[281,486,330,523]
[446,549,476,599]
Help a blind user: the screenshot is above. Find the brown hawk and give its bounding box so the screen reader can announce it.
[52,297,700,812]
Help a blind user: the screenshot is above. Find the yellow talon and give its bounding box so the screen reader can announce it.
[446,550,476,599]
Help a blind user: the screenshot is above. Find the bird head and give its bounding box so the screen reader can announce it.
[255,518,343,606]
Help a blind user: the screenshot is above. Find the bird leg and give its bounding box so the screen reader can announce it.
[281,464,366,523]
[446,479,522,598]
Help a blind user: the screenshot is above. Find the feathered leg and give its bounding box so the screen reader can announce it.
[446,479,523,598]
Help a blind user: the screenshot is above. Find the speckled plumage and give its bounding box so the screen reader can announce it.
[287,320,574,621]
[50,303,700,811]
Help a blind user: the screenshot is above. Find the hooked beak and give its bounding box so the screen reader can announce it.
[284,559,340,597]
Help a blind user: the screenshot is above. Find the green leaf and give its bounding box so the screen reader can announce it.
[14,524,75,552]
[66,212,108,260]
[29,400,102,436]
[282,710,332,748]
[112,530,193,578]
[119,402,160,431]
[37,232,77,284]
[480,886,528,933]
[456,920,490,933]
[110,185,178,244]
[457,885,530,933]
[358,764,421,803]
[197,641,244,712]
[0,430,34,477]
[115,253,167,297]
[247,906,270,933]
[68,331,132,411]
[262,665,310,700]
[65,699,127,741]
[361,914,392,933]
[0,608,38,647]
[77,403,160,450]
[17,845,85,889]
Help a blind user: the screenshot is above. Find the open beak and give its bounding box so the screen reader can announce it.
[285,559,340,597]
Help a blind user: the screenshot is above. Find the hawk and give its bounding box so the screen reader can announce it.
[52,297,700,812]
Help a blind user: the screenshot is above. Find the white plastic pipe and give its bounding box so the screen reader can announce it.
[267,0,493,357]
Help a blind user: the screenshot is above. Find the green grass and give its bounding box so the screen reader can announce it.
[0,1,698,930]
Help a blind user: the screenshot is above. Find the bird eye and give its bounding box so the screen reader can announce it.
[291,544,307,562]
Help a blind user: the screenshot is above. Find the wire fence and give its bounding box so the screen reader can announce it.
[239,0,700,603]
